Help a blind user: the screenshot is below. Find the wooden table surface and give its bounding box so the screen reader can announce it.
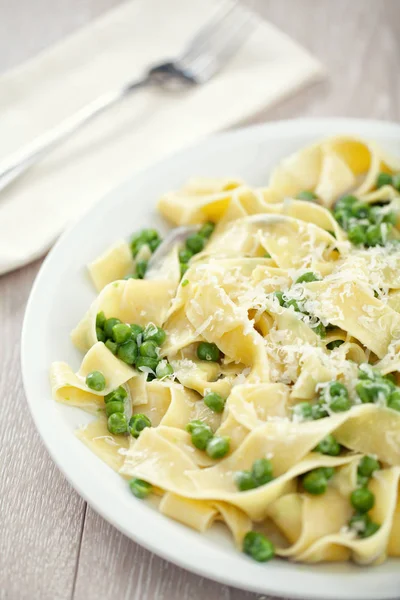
[1,1,400,599]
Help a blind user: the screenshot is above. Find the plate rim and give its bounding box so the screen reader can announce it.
[21,117,400,600]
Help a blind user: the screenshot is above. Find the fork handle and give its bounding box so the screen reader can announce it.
[0,76,151,193]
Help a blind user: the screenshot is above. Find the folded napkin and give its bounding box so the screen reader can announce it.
[0,0,324,275]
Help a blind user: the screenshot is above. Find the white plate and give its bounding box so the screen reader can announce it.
[22,118,400,600]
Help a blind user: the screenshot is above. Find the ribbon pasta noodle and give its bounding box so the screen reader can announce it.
[51,135,400,565]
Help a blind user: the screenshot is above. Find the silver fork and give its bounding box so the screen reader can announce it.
[0,1,257,193]
[145,225,198,279]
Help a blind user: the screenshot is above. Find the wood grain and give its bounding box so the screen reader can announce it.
[0,260,86,600]
[249,0,400,124]
[74,510,257,600]
[1,0,399,598]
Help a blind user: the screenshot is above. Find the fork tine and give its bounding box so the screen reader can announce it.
[182,1,241,59]
[179,1,258,81]
[197,10,255,65]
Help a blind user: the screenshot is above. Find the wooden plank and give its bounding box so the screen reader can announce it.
[249,0,400,123]
[73,509,258,600]
[0,0,121,72]
[0,260,86,600]
[0,2,122,597]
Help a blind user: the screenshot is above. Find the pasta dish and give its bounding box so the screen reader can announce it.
[50,136,400,565]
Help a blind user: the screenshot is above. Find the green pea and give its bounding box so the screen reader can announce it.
[376,172,393,188]
[129,478,152,499]
[105,401,125,417]
[388,390,400,411]
[186,419,205,433]
[356,380,391,404]
[329,395,351,412]
[181,279,189,287]
[243,531,275,562]
[322,467,335,480]
[117,340,138,365]
[107,412,128,434]
[369,208,380,225]
[349,512,369,534]
[156,361,174,379]
[296,190,317,201]
[139,340,159,358]
[357,474,370,488]
[180,263,189,277]
[104,386,127,403]
[350,487,375,513]
[334,209,350,228]
[356,381,374,404]
[311,401,329,420]
[206,436,230,459]
[131,229,160,257]
[186,233,205,254]
[347,224,367,245]
[135,260,148,279]
[296,271,320,284]
[191,424,213,450]
[358,455,380,478]
[292,402,313,421]
[382,211,397,225]
[199,221,215,238]
[366,224,383,247]
[370,206,387,225]
[315,434,341,456]
[96,311,106,329]
[252,458,273,485]
[329,393,351,412]
[104,317,122,339]
[350,202,370,219]
[197,342,220,362]
[203,392,225,413]
[179,248,193,263]
[384,373,397,385]
[112,323,132,344]
[143,324,166,346]
[130,324,144,341]
[311,322,326,338]
[129,413,151,438]
[143,228,160,242]
[327,340,344,350]
[338,195,358,207]
[136,356,159,372]
[392,174,400,191]
[273,291,285,306]
[86,370,106,392]
[105,339,118,355]
[96,327,106,343]
[328,381,349,398]
[326,381,351,412]
[149,237,161,252]
[362,520,380,538]
[302,469,328,495]
[234,471,257,491]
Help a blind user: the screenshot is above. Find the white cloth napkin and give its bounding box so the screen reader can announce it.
[0,0,324,275]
